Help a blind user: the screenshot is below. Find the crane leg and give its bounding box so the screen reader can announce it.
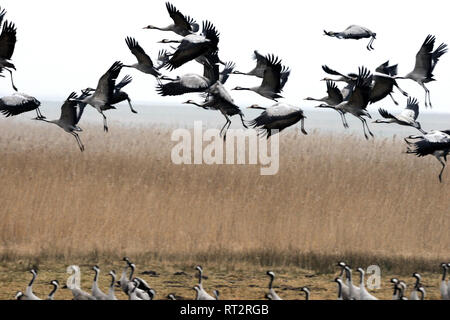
[220,115,231,140]
[5,68,18,92]
[100,111,108,132]
[420,83,431,108]
[389,93,399,106]
[364,118,374,138]
[71,132,85,152]
[394,82,408,97]
[436,156,446,183]
[367,37,375,51]
[341,112,349,129]
[35,108,46,120]
[127,98,138,114]
[300,118,308,135]
[239,114,248,129]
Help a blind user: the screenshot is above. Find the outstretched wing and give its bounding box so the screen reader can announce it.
[94,61,123,102]
[250,50,269,77]
[408,139,450,157]
[219,61,235,84]
[0,7,7,28]
[322,65,354,81]
[115,75,133,91]
[412,35,435,78]
[260,54,282,93]
[125,37,154,67]
[155,49,172,70]
[165,2,198,35]
[156,75,209,96]
[201,20,220,47]
[347,66,372,109]
[165,35,210,70]
[326,80,343,104]
[0,20,17,60]
[0,93,40,117]
[378,108,395,120]
[402,97,419,120]
[59,92,79,126]
[375,60,398,76]
[431,42,448,74]
[280,66,290,91]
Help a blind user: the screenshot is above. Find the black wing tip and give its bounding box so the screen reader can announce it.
[67,92,78,100]
[407,97,419,106]
[125,36,138,48]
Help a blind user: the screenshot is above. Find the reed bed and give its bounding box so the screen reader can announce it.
[0,120,448,276]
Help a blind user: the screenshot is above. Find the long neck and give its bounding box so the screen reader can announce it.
[187,101,204,108]
[28,272,36,287]
[346,269,352,283]
[337,281,342,299]
[268,276,274,290]
[198,269,203,286]
[346,269,353,296]
[419,289,425,300]
[152,25,172,32]
[120,266,128,281]
[48,284,58,299]
[37,118,58,126]
[305,97,323,102]
[359,271,365,287]
[414,277,420,289]
[109,275,116,295]
[392,284,398,298]
[129,265,135,281]
[375,119,393,124]
[304,290,309,300]
[442,267,447,281]
[94,269,99,283]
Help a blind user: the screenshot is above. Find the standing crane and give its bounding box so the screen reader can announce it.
[265,271,282,300]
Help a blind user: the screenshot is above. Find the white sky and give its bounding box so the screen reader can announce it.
[1,0,450,113]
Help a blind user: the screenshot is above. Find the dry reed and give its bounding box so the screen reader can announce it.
[0,120,449,275]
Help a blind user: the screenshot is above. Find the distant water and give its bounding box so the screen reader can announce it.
[10,100,450,139]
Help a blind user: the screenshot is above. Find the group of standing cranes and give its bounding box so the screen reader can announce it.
[0,3,449,181]
[14,259,450,300]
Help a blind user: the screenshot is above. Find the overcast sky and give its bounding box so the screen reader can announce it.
[1,0,450,113]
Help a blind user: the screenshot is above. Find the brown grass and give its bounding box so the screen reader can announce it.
[0,120,449,299]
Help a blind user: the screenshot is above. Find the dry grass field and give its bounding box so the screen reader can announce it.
[0,120,449,300]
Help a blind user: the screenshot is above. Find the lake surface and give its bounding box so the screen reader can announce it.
[6,100,450,139]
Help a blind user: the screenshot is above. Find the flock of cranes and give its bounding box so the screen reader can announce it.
[14,258,450,300]
[0,4,449,181]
